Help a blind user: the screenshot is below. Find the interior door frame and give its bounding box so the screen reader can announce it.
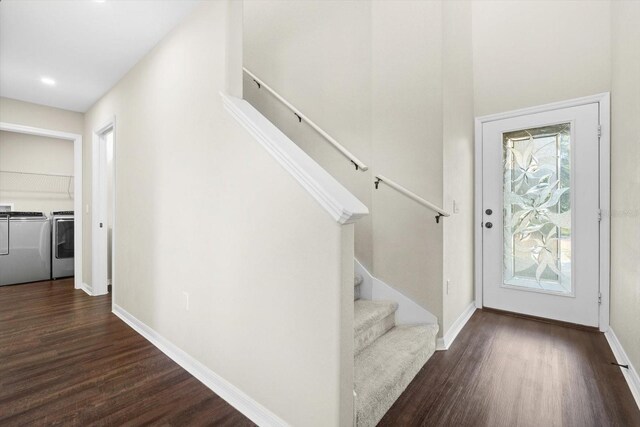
[91,117,116,296]
[474,93,610,332]
[0,121,84,292]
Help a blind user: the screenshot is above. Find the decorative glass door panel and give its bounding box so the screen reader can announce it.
[481,101,600,327]
[503,124,572,294]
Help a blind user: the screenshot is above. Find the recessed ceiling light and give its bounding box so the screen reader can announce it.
[94,0,106,3]
[41,77,56,86]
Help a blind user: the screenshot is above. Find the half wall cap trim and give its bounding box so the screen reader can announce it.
[221,93,368,225]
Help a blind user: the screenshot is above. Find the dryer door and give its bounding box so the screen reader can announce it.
[55,219,74,259]
[52,218,74,279]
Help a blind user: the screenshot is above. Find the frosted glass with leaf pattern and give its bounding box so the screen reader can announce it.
[503,124,572,294]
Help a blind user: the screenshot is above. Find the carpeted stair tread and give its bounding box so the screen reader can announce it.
[354,300,397,335]
[354,324,439,427]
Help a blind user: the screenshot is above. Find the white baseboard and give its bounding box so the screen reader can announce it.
[354,259,438,325]
[436,302,476,351]
[79,282,94,296]
[112,304,289,427]
[604,328,640,409]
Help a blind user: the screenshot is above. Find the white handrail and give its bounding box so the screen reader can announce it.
[243,67,369,172]
[375,174,450,222]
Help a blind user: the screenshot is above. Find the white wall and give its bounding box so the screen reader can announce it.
[472,0,611,117]
[84,2,353,425]
[0,130,74,213]
[442,0,475,333]
[610,0,640,375]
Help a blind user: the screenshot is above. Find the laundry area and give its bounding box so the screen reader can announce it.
[0,130,75,286]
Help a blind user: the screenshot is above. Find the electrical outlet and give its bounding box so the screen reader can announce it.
[182,291,190,311]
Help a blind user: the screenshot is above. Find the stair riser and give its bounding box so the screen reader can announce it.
[354,313,395,355]
[354,325,438,427]
[356,343,434,427]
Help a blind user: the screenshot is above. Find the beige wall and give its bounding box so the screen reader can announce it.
[0,131,74,213]
[244,0,447,322]
[4,1,637,412]
[83,2,353,425]
[0,97,82,215]
[472,0,611,117]
[371,0,444,321]
[0,97,84,135]
[244,0,374,270]
[610,0,640,375]
[442,1,475,333]
[244,0,636,343]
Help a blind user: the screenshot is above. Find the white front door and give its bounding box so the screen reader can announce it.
[481,102,601,326]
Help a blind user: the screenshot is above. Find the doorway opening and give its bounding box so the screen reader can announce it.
[474,93,610,330]
[92,120,115,297]
[0,122,83,291]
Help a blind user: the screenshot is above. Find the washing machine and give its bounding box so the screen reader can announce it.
[0,212,51,286]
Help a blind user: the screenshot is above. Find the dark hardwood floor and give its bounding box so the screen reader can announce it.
[0,279,254,426]
[3,280,639,426]
[380,309,640,427]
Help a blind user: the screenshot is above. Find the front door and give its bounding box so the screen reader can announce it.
[481,102,601,326]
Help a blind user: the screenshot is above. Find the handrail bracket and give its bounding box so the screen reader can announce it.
[373,174,450,223]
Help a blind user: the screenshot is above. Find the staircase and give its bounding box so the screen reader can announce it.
[353,277,438,427]
[228,88,440,425]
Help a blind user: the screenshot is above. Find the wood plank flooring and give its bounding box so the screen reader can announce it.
[0,279,254,426]
[2,280,639,426]
[380,309,640,427]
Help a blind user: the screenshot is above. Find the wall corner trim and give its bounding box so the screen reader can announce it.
[220,92,368,225]
[112,304,290,427]
[605,328,640,410]
[436,302,476,351]
[79,283,94,296]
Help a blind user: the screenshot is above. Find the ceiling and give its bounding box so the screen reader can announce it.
[0,0,200,112]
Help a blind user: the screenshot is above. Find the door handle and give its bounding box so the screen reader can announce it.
[485,209,493,215]
[485,222,493,229]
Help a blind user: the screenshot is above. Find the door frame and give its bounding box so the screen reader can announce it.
[91,117,116,296]
[474,93,610,331]
[0,121,83,291]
